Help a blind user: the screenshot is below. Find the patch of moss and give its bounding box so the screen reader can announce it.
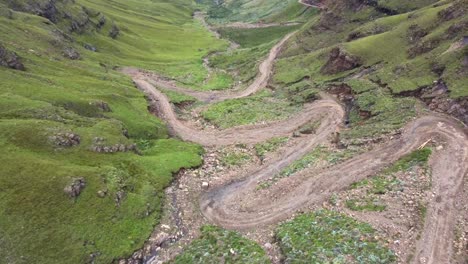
[276,210,396,263]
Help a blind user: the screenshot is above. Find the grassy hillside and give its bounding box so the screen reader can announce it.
[199,0,316,24]
[0,0,227,263]
[275,0,467,97]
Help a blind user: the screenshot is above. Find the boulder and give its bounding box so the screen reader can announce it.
[63,47,81,60]
[0,44,25,71]
[84,43,97,52]
[64,177,86,198]
[109,23,120,39]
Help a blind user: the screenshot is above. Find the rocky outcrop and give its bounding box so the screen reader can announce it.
[407,24,428,44]
[321,47,361,74]
[49,132,81,147]
[64,177,86,198]
[91,138,138,154]
[84,43,97,52]
[317,11,343,30]
[0,44,25,71]
[93,101,111,112]
[399,81,468,125]
[63,47,81,60]
[438,0,467,21]
[109,23,120,39]
[446,21,468,39]
[408,38,440,58]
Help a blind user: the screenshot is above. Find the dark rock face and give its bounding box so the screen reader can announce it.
[318,11,343,30]
[64,177,86,198]
[446,21,468,39]
[63,47,81,60]
[321,47,361,74]
[0,44,25,71]
[41,0,59,23]
[399,81,468,125]
[438,1,467,21]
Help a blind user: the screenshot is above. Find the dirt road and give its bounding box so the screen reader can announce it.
[124,7,468,263]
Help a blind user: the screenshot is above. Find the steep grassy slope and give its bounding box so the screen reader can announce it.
[199,0,316,24]
[273,0,467,129]
[0,0,226,263]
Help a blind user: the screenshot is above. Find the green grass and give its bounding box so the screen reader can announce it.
[209,43,272,86]
[0,0,226,262]
[346,198,387,212]
[171,225,270,264]
[276,210,396,263]
[343,80,418,140]
[220,151,251,167]
[217,25,300,48]
[201,90,301,129]
[161,89,197,105]
[254,136,289,159]
[201,0,314,24]
[346,148,432,212]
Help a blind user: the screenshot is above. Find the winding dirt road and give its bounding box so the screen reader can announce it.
[124,8,468,264]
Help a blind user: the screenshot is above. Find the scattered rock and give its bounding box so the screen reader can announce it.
[50,132,81,147]
[153,232,169,247]
[115,190,126,206]
[109,23,120,39]
[63,47,81,60]
[84,43,97,52]
[97,189,107,198]
[201,182,209,189]
[93,101,111,112]
[64,177,86,198]
[91,143,137,154]
[0,44,25,71]
[321,47,361,74]
[97,15,106,29]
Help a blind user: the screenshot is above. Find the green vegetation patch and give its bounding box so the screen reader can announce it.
[258,146,362,189]
[347,148,432,212]
[344,81,417,140]
[254,137,289,159]
[276,210,396,263]
[171,225,270,264]
[217,25,300,48]
[220,151,251,167]
[202,0,314,24]
[201,90,301,129]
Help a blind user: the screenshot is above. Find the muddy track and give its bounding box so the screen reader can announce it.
[124,7,468,264]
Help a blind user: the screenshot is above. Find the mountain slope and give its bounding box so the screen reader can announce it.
[0,0,226,263]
